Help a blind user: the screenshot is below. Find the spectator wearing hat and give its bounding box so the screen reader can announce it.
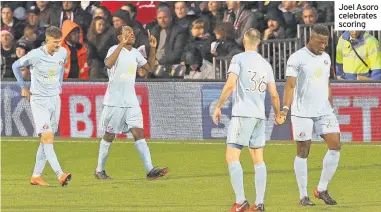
[150,6,189,66]
[15,39,33,80]
[1,29,17,78]
[61,20,90,79]
[263,8,287,40]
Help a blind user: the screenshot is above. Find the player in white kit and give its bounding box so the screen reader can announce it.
[282,24,341,206]
[213,29,285,212]
[94,26,168,180]
[12,26,72,186]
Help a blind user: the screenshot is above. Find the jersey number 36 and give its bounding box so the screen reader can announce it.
[246,71,267,93]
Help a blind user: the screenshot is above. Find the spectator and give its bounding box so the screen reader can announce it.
[35,1,59,27]
[173,1,198,30]
[61,20,89,79]
[211,22,242,58]
[1,29,17,78]
[301,6,318,24]
[183,48,215,79]
[15,39,33,80]
[112,9,150,57]
[59,1,92,36]
[87,17,116,79]
[182,19,214,63]
[18,25,43,48]
[93,6,113,25]
[224,1,258,46]
[263,9,287,40]
[145,2,172,32]
[150,6,188,66]
[121,3,145,32]
[1,5,23,40]
[336,31,381,80]
[316,1,334,23]
[201,1,224,33]
[278,1,302,38]
[25,6,46,41]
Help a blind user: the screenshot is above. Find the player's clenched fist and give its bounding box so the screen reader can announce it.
[213,107,221,125]
[274,115,286,125]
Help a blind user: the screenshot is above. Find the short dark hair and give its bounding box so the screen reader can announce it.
[45,26,62,39]
[312,24,330,37]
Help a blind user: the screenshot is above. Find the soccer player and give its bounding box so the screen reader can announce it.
[213,29,285,212]
[94,26,168,180]
[12,26,72,187]
[282,24,341,206]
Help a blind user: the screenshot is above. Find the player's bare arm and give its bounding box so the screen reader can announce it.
[267,83,284,125]
[282,76,297,117]
[213,73,238,125]
[141,33,157,72]
[12,59,31,101]
[104,33,133,69]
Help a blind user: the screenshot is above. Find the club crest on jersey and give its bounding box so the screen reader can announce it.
[43,124,49,130]
[324,60,329,65]
[298,132,306,138]
[107,125,114,133]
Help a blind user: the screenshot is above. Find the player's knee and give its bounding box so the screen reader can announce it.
[103,133,115,142]
[40,132,54,144]
[297,147,310,158]
[131,128,144,141]
[329,141,341,151]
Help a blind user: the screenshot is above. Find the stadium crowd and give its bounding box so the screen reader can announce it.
[1,1,380,80]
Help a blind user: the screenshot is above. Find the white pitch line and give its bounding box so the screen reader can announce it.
[1,139,381,147]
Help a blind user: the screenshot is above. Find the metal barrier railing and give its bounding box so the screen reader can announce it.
[213,25,381,80]
[259,38,299,79]
[297,23,381,66]
[212,38,299,80]
[212,56,231,79]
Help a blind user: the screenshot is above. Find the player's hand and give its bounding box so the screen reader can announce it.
[213,107,222,125]
[148,30,157,48]
[275,115,286,125]
[21,87,30,101]
[121,33,133,45]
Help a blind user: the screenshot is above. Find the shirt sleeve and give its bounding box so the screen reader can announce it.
[136,50,147,68]
[285,53,300,77]
[106,45,118,58]
[227,55,241,76]
[19,50,36,67]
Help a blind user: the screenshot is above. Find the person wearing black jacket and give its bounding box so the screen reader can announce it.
[150,7,188,66]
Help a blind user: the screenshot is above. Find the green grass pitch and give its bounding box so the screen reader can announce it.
[1,137,381,212]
